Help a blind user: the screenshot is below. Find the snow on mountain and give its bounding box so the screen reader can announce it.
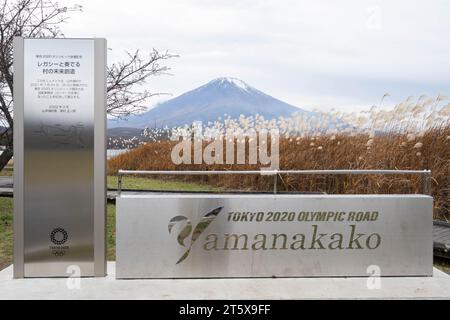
[109,77,310,129]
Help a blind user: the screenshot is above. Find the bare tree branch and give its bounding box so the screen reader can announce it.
[106,49,178,118]
[0,0,177,170]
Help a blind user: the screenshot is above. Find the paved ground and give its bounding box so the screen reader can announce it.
[0,177,12,197]
[0,177,12,187]
[434,221,450,259]
[0,262,449,300]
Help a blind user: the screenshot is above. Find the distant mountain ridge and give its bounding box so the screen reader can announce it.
[109,77,310,129]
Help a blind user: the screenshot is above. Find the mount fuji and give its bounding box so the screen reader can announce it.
[108,77,310,129]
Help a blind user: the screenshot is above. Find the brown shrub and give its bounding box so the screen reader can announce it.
[108,125,450,220]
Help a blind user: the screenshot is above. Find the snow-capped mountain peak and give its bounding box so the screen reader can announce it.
[109,77,311,129]
[209,77,251,92]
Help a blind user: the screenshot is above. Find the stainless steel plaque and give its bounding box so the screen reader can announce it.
[13,38,106,278]
[116,194,433,278]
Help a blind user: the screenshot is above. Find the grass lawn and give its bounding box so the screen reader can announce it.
[0,194,449,275]
[0,197,12,271]
[0,167,12,177]
[107,202,116,261]
[1,168,221,192]
[107,175,222,192]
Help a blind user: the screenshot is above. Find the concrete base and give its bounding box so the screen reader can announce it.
[0,262,449,299]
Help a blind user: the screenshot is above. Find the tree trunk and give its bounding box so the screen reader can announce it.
[0,146,13,171]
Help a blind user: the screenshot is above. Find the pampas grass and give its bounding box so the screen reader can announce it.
[108,95,450,221]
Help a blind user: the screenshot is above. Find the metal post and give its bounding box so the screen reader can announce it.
[423,172,432,196]
[118,174,122,196]
[273,174,278,194]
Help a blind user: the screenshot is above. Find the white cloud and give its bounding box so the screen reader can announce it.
[59,0,450,112]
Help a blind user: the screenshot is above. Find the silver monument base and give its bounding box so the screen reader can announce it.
[116,194,433,279]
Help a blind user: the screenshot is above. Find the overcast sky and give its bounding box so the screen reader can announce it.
[60,0,450,112]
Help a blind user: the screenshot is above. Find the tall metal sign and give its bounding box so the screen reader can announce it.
[13,38,106,277]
